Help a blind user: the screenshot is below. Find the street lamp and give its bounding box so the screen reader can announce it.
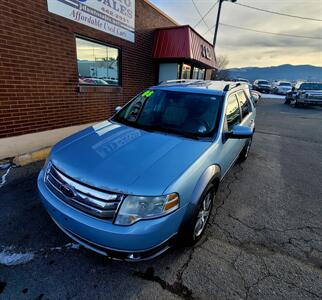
[213,0,237,47]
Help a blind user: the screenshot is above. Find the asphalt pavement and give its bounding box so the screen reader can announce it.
[1,96,322,300]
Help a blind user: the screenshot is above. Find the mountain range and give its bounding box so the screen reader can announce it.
[228,64,322,82]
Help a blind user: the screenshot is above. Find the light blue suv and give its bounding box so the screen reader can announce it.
[38,80,256,261]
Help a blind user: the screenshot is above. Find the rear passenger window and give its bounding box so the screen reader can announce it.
[226,94,241,131]
[237,91,251,119]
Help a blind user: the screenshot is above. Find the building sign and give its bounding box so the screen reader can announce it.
[47,0,135,42]
[201,45,212,60]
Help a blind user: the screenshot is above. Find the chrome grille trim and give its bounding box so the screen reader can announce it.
[45,163,122,219]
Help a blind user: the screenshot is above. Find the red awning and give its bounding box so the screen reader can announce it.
[153,26,216,69]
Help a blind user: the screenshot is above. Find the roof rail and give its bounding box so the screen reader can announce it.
[223,82,242,92]
[158,79,204,86]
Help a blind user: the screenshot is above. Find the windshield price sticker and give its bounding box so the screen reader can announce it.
[142,90,154,97]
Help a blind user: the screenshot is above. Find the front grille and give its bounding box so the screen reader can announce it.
[45,163,123,219]
[308,94,322,100]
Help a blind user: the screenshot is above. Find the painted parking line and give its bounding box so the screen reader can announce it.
[0,167,12,188]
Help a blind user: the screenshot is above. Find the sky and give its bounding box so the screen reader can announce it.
[149,0,322,68]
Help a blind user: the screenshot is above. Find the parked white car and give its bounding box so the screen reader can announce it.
[271,81,292,95]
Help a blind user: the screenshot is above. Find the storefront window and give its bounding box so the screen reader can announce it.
[182,64,191,79]
[192,67,205,80]
[76,37,120,86]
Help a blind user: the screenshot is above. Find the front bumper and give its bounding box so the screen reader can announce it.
[297,98,322,106]
[277,89,289,95]
[37,170,186,260]
[257,87,270,93]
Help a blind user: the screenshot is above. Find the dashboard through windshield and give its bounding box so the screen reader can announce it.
[113,89,223,139]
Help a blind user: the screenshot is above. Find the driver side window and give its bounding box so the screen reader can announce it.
[226,94,241,131]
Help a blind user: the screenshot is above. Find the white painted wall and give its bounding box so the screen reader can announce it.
[159,63,179,83]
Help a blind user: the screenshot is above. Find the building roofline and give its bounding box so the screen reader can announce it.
[143,0,179,26]
[154,25,214,49]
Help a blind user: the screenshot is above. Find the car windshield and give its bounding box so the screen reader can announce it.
[258,81,269,85]
[279,82,291,87]
[300,83,322,90]
[113,89,222,139]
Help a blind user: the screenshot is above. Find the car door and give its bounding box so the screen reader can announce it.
[220,93,244,177]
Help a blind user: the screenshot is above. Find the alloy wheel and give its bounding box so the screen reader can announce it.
[193,191,214,239]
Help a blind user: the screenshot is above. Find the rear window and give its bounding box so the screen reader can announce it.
[258,81,269,85]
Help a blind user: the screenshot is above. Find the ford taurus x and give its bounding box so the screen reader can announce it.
[38,80,256,261]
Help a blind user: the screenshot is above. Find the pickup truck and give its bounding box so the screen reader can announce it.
[285,82,322,107]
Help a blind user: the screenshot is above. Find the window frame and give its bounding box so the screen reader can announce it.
[75,35,122,87]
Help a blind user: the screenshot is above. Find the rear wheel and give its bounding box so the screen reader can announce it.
[284,98,291,104]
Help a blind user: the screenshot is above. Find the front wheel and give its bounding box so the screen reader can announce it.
[294,100,302,108]
[181,186,215,245]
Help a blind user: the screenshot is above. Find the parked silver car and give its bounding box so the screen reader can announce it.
[271,81,292,95]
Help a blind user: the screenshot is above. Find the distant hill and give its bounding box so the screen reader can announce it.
[228,64,322,82]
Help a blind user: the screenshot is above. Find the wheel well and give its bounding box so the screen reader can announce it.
[211,177,220,192]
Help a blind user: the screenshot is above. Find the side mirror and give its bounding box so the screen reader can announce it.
[225,125,253,139]
[115,106,122,114]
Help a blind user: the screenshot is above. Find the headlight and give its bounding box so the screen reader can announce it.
[114,193,180,225]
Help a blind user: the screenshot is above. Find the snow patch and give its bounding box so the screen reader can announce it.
[262,93,285,100]
[0,249,34,266]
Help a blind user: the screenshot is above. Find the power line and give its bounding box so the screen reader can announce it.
[234,3,322,22]
[193,0,219,28]
[203,22,322,40]
[191,0,211,30]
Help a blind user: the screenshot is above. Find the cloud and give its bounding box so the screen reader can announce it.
[150,0,322,67]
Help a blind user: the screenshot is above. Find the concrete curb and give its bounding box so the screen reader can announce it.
[13,147,51,167]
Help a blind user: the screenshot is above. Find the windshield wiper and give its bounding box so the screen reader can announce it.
[146,125,202,140]
[113,118,203,140]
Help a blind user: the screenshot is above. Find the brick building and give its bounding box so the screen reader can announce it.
[0,0,216,160]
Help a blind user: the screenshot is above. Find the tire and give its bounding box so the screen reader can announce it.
[239,137,252,162]
[294,100,301,108]
[284,98,291,104]
[180,185,215,246]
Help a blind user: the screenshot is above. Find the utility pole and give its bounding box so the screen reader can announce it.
[213,0,237,47]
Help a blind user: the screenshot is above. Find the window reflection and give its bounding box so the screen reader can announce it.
[182,64,191,79]
[226,95,241,131]
[192,67,205,80]
[76,37,120,86]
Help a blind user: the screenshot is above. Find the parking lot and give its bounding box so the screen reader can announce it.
[1,96,322,300]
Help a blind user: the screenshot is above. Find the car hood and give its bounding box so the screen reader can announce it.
[50,121,211,196]
[258,84,270,88]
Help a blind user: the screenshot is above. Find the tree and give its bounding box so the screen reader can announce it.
[212,55,230,80]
